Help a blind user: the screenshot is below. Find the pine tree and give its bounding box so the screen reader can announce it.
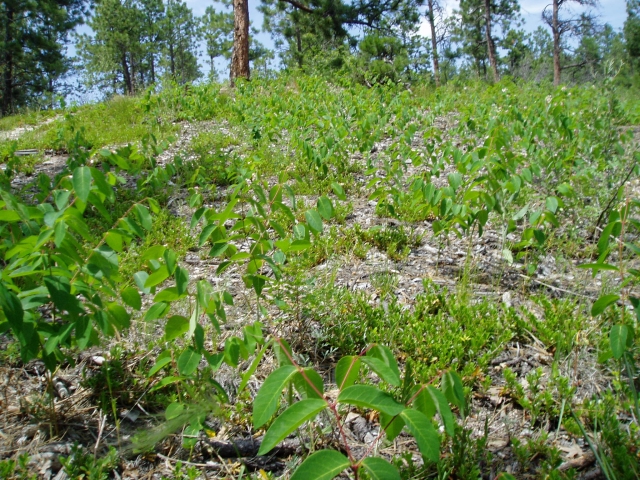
[161,0,201,84]
[624,0,640,74]
[1,0,86,115]
[452,0,521,80]
[542,0,598,86]
[201,4,234,78]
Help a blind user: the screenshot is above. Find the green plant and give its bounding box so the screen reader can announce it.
[59,444,119,480]
[0,454,37,480]
[254,339,466,479]
[355,224,421,261]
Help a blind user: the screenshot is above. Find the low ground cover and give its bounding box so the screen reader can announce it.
[0,75,638,479]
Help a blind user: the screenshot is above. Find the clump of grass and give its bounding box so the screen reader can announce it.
[314,280,519,381]
[289,225,369,269]
[354,223,421,261]
[8,96,177,151]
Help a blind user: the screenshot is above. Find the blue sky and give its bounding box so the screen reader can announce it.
[184,0,629,42]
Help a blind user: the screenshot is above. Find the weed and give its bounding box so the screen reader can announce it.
[60,444,119,480]
[354,224,421,261]
[315,280,517,381]
[437,422,492,479]
[119,208,195,284]
[0,454,37,480]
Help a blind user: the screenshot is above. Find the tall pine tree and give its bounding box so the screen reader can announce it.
[1,0,86,115]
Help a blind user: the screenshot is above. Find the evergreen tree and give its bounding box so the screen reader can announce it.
[624,0,640,74]
[452,0,521,80]
[161,0,201,84]
[201,4,234,79]
[1,0,86,115]
[76,0,146,95]
[542,0,597,85]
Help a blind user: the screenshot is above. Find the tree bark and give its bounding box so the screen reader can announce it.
[483,0,499,82]
[230,0,250,85]
[121,52,133,95]
[295,26,303,68]
[552,0,561,86]
[2,4,15,116]
[427,0,440,87]
[169,42,176,77]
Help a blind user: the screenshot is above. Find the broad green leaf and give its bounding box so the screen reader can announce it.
[380,411,405,442]
[165,402,185,420]
[258,399,327,455]
[290,450,350,480]
[199,223,217,247]
[177,348,201,376]
[305,209,323,234]
[44,276,82,314]
[141,245,166,261]
[145,265,169,288]
[335,356,361,390]
[331,182,347,201]
[442,371,465,415]
[337,385,404,416]
[121,287,142,310]
[164,249,177,275]
[416,386,454,436]
[54,190,71,210]
[293,368,324,399]
[133,271,151,295]
[253,365,297,428]
[175,266,189,295]
[578,263,619,276]
[502,249,513,265]
[148,350,172,377]
[53,220,67,248]
[274,338,293,366]
[143,302,169,322]
[317,196,334,220]
[631,297,640,322]
[107,303,131,329]
[545,196,559,213]
[399,409,440,462]
[164,315,189,341]
[134,204,152,231]
[105,231,123,252]
[210,242,228,257]
[361,457,401,480]
[610,325,628,360]
[363,345,401,386]
[448,172,462,191]
[0,210,21,222]
[0,284,24,330]
[591,294,619,316]
[72,166,91,203]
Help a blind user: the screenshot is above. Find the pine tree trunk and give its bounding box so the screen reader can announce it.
[296,26,303,68]
[484,0,499,82]
[122,52,133,95]
[2,5,15,116]
[169,42,176,77]
[552,0,561,86]
[427,0,440,87]
[230,0,250,85]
